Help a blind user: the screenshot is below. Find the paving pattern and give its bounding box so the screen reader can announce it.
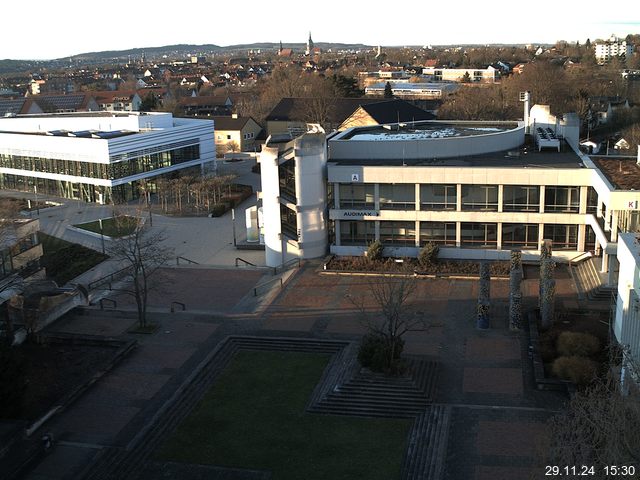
[19,260,581,480]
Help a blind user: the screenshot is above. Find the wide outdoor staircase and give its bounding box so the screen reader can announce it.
[571,257,616,303]
[308,355,439,418]
[401,406,451,480]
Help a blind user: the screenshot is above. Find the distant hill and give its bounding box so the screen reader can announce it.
[66,42,373,62]
[0,42,374,76]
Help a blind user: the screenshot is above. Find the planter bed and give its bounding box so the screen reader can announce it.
[324,256,510,277]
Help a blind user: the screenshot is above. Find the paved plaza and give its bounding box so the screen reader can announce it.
[1,175,586,480]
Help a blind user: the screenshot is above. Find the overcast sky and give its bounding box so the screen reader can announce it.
[2,0,639,60]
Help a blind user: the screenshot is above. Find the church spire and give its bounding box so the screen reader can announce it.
[306,31,314,56]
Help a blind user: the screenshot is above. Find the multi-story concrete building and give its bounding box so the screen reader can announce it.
[257,105,640,280]
[365,82,458,99]
[421,66,498,83]
[595,36,634,64]
[0,111,215,203]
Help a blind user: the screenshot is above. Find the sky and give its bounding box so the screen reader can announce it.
[1,0,639,60]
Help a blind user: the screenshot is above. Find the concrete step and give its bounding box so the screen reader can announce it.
[401,405,451,480]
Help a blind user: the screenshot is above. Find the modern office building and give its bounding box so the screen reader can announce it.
[258,105,640,281]
[0,111,215,203]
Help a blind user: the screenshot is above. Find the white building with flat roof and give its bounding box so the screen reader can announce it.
[0,112,215,203]
[595,36,634,64]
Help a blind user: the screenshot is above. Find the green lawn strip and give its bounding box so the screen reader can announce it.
[73,216,138,237]
[39,232,108,285]
[156,350,411,480]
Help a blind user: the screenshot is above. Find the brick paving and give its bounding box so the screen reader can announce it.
[462,368,524,395]
[22,260,578,480]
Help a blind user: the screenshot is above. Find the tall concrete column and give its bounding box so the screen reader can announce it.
[456,221,461,247]
[577,224,586,252]
[611,210,619,242]
[334,220,341,247]
[497,223,503,250]
[415,184,420,212]
[538,223,545,251]
[601,251,609,273]
[375,220,380,241]
[579,186,588,214]
[497,185,504,213]
[374,184,380,211]
[456,184,462,211]
[415,220,421,247]
[333,182,340,209]
[539,185,545,213]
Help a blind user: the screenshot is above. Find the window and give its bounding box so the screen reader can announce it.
[280,204,297,239]
[502,224,539,249]
[461,185,498,211]
[503,186,539,212]
[379,221,415,245]
[543,224,578,250]
[278,159,296,202]
[379,184,415,210]
[339,220,376,245]
[420,222,456,246]
[339,184,375,209]
[587,186,598,214]
[226,134,231,140]
[420,184,456,210]
[460,223,498,248]
[544,186,580,213]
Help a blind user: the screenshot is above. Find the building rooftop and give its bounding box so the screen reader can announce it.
[592,157,640,190]
[329,138,585,169]
[342,122,513,141]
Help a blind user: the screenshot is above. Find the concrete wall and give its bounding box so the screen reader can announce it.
[294,133,328,260]
[329,125,524,160]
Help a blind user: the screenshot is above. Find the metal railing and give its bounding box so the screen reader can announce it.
[88,265,133,291]
[99,298,117,310]
[254,277,283,296]
[176,256,199,265]
[272,257,301,275]
[235,257,257,267]
[170,301,186,312]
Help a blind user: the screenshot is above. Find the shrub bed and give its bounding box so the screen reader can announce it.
[326,256,510,276]
[551,356,599,385]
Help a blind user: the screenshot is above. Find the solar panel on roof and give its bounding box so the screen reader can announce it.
[91,130,134,139]
[69,130,94,138]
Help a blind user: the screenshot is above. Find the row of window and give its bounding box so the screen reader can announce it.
[0,144,200,181]
[338,184,598,213]
[339,221,581,250]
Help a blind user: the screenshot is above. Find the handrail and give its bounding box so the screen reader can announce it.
[176,256,199,265]
[170,301,186,313]
[569,251,592,265]
[235,257,257,267]
[99,298,117,310]
[88,265,132,291]
[272,257,301,275]
[254,277,283,296]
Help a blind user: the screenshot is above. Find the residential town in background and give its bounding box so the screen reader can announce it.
[1,31,640,480]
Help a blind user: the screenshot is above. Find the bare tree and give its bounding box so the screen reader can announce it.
[107,217,173,328]
[545,359,640,473]
[352,277,428,373]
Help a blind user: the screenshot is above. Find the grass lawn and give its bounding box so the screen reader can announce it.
[73,216,139,237]
[156,350,411,480]
[39,232,108,285]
